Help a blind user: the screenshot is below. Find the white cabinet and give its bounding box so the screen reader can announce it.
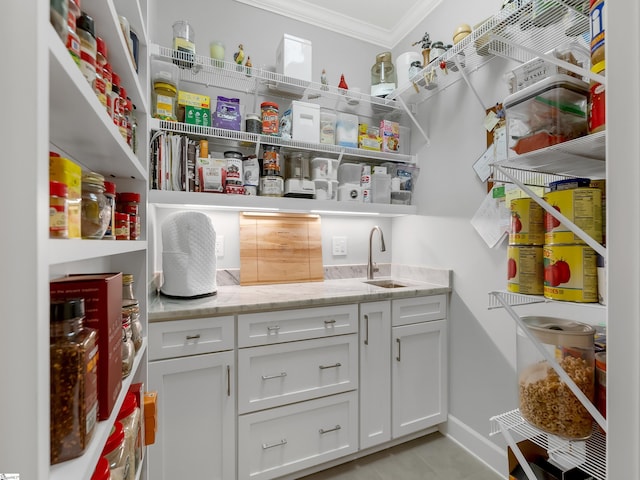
[147,317,236,480]
[359,301,392,449]
[391,296,448,438]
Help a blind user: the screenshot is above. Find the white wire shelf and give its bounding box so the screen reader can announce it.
[150,118,416,164]
[487,290,607,310]
[390,0,594,106]
[491,409,606,480]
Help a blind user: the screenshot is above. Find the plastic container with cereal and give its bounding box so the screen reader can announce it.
[503,74,589,156]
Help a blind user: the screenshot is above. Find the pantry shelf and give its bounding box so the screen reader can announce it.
[150,118,416,164]
[490,409,606,480]
[48,239,148,266]
[487,290,607,311]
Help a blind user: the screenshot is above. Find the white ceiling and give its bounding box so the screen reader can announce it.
[234,0,442,48]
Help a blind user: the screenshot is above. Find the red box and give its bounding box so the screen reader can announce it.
[50,273,123,420]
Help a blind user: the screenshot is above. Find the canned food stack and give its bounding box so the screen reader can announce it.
[507,197,545,295]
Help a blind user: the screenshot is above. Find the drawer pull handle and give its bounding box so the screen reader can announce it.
[319,425,341,435]
[262,439,287,449]
[324,319,336,326]
[267,325,280,332]
[319,362,341,370]
[261,372,287,380]
[227,365,231,396]
[364,314,369,345]
[185,334,201,340]
[396,338,401,362]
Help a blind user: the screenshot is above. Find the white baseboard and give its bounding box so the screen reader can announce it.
[440,414,508,478]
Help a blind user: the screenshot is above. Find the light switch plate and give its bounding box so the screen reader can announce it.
[332,236,347,256]
[215,235,224,257]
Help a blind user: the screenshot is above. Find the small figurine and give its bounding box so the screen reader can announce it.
[412,32,432,67]
[338,73,348,91]
[245,56,252,77]
[233,44,245,65]
[321,69,328,90]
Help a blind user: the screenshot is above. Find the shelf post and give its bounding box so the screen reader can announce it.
[494,419,540,480]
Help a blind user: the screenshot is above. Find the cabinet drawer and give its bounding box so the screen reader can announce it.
[148,316,234,361]
[238,304,358,347]
[391,295,447,327]
[238,391,358,480]
[238,334,357,414]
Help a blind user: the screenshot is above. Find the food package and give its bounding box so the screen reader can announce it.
[212,96,241,130]
[380,119,400,152]
[177,91,210,126]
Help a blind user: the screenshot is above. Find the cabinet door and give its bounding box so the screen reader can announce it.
[392,319,447,438]
[148,351,235,480]
[359,301,392,449]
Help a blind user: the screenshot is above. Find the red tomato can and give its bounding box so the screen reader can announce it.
[543,244,598,302]
[507,245,544,295]
[543,188,602,245]
[509,198,544,245]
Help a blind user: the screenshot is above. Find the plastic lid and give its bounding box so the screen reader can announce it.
[50,151,60,158]
[261,101,279,109]
[118,192,141,203]
[503,74,589,110]
[91,456,111,480]
[375,51,393,63]
[592,60,605,75]
[122,273,134,284]
[103,63,112,75]
[246,113,260,120]
[154,81,177,94]
[115,212,129,221]
[50,180,68,197]
[50,298,85,322]
[120,86,127,99]
[96,37,107,58]
[102,421,125,456]
[112,72,120,86]
[76,12,95,38]
[117,392,138,420]
[104,181,116,195]
[521,316,595,348]
[82,171,105,185]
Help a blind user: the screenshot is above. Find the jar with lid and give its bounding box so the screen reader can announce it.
[76,12,97,86]
[102,421,130,480]
[110,72,123,126]
[117,192,141,240]
[50,0,68,43]
[103,63,113,117]
[115,212,130,240]
[261,102,279,135]
[103,181,116,240]
[370,51,397,98]
[172,20,195,69]
[94,37,108,108]
[50,180,69,239]
[116,392,142,479]
[246,113,262,134]
[50,298,98,464]
[66,7,81,67]
[122,274,143,352]
[131,103,138,154]
[261,144,281,176]
[91,456,112,480]
[121,310,135,378]
[517,316,596,440]
[81,171,110,239]
[118,86,130,144]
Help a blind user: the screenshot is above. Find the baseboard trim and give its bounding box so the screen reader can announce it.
[440,414,507,477]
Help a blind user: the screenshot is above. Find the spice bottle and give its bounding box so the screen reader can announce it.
[95,37,108,108]
[102,421,130,480]
[121,310,135,378]
[50,0,68,43]
[76,12,97,86]
[81,171,109,239]
[117,192,141,240]
[122,274,143,352]
[50,180,69,239]
[103,63,113,118]
[103,180,116,240]
[110,72,123,127]
[118,86,130,144]
[115,212,130,240]
[50,298,98,464]
[66,8,81,67]
[116,392,142,479]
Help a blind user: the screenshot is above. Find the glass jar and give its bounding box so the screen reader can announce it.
[370,51,397,98]
[50,298,98,464]
[517,316,595,440]
[115,212,130,240]
[116,392,142,479]
[103,63,113,118]
[260,102,279,136]
[81,171,110,239]
[110,72,122,126]
[103,180,116,240]
[76,12,97,86]
[50,180,69,239]
[50,0,68,43]
[66,8,81,67]
[117,192,141,240]
[121,311,135,378]
[122,274,143,352]
[261,144,281,176]
[102,421,130,480]
[172,20,195,69]
[118,86,130,144]
[95,37,108,108]
[152,80,178,121]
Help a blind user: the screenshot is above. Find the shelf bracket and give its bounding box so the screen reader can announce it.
[455,56,487,112]
[493,165,607,258]
[254,137,262,157]
[490,291,607,433]
[396,95,430,145]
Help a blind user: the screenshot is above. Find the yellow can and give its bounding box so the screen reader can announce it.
[509,198,544,245]
[590,179,606,245]
[507,245,543,295]
[543,244,598,302]
[544,188,602,245]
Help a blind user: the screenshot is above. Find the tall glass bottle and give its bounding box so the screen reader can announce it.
[122,273,143,352]
[370,52,397,98]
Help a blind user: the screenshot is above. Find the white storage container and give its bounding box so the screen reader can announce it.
[288,101,320,143]
[319,110,336,145]
[335,112,359,148]
[311,157,339,180]
[276,34,312,82]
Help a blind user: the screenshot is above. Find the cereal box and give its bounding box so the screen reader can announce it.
[380,120,400,152]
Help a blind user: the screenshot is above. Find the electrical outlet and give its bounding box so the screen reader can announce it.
[215,235,224,257]
[332,236,347,256]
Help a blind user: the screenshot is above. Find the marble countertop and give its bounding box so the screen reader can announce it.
[149,273,451,322]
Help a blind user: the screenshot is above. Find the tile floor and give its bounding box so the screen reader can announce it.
[298,432,504,480]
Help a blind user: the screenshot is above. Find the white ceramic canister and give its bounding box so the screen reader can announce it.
[396,51,422,91]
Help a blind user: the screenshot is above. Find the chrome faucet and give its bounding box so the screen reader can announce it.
[367,226,386,280]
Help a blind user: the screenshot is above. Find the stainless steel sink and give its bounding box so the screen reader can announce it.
[363,279,408,289]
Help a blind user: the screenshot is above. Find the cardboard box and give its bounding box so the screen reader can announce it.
[50,273,123,420]
[178,91,211,126]
[508,440,593,480]
[49,154,82,239]
[380,119,400,152]
[144,391,158,445]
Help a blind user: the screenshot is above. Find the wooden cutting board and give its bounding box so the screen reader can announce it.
[239,213,324,285]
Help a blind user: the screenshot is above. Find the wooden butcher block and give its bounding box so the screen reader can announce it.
[239,213,324,285]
